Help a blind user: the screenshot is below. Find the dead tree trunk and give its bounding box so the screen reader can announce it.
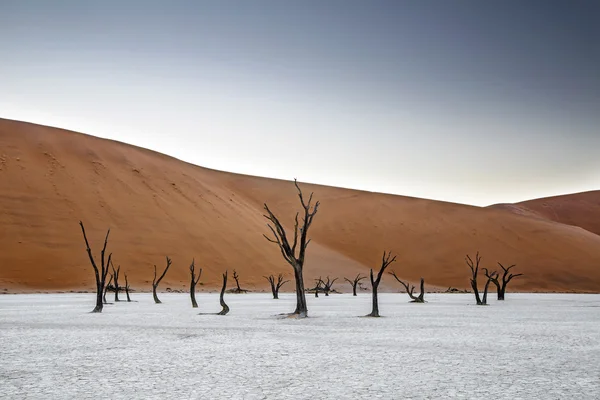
[111,262,121,302]
[228,269,249,293]
[482,268,499,304]
[79,221,112,313]
[264,274,289,299]
[389,271,425,303]
[217,271,230,315]
[263,179,319,318]
[314,278,323,298]
[344,274,366,296]
[366,251,397,317]
[103,274,113,304]
[124,273,131,302]
[322,276,338,296]
[466,252,484,305]
[190,258,202,308]
[491,263,523,300]
[152,256,172,304]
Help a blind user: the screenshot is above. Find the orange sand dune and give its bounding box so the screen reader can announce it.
[491,191,600,237]
[1,118,599,293]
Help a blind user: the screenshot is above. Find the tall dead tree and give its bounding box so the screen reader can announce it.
[264,274,289,299]
[218,271,230,315]
[466,252,483,305]
[79,221,112,313]
[321,276,338,296]
[103,273,113,304]
[366,251,397,317]
[489,263,523,300]
[111,262,121,302]
[189,258,202,308]
[482,268,498,305]
[389,271,425,303]
[263,179,319,318]
[152,256,172,304]
[124,273,132,302]
[344,274,366,296]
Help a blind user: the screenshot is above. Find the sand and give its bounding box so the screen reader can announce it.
[1,118,599,293]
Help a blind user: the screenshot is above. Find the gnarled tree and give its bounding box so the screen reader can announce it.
[228,269,248,293]
[489,263,523,300]
[198,271,230,316]
[79,221,112,313]
[124,273,132,302]
[152,256,172,304]
[263,179,319,318]
[321,276,338,296]
[344,274,366,296]
[366,251,397,317]
[189,259,202,308]
[482,268,498,305]
[103,273,113,304]
[111,262,121,302]
[313,278,324,298]
[264,274,289,299]
[466,252,483,305]
[389,271,425,303]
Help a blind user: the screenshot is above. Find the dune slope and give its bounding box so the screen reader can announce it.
[1,118,599,293]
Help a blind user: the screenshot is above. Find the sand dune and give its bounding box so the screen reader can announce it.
[1,118,599,293]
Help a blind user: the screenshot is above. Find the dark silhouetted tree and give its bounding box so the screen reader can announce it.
[229,269,248,293]
[466,252,483,305]
[321,276,338,296]
[79,221,112,313]
[189,258,202,308]
[366,251,397,317]
[198,271,230,316]
[124,273,132,302]
[111,261,121,302]
[264,274,289,299]
[344,274,366,296]
[152,256,172,304]
[489,263,523,300]
[389,271,425,303]
[103,273,113,304]
[263,179,319,318]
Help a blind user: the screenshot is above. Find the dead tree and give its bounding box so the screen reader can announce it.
[124,273,132,302]
[198,271,230,316]
[389,271,425,303]
[79,221,112,313]
[218,271,230,315]
[228,269,248,293]
[264,274,289,299]
[344,274,366,296]
[366,251,397,317]
[313,278,324,298]
[152,256,172,304]
[189,258,202,308]
[103,273,113,304]
[111,262,121,302]
[263,179,319,318]
[490,263,523,300]
[466,252,483,305]
[482,268,498,305]
[321,276,338,296]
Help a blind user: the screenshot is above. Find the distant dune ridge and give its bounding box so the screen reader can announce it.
[1,118,599,293]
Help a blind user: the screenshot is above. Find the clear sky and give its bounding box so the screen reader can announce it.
[1,0,599,206]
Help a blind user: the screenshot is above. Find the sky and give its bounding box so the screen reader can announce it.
[1,0,599,206]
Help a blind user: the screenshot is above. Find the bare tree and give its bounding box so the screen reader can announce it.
[481,268,498,305]
[263,179,320,318]
[228,269,248,293]
[321,276,338,296]
[111,261,121,302]
[218,271,230,315]
[344,274,367,296]
[313,278,324,298]
[198,271,230,316]
[79,221,112,313]
[489,263,523,300]
[189,258,202,308]
[124,273,132,302]
[264,274,289,299]
[103,273,113,304]
[389,271,425,303]
[366,251,397,317]
[466,252,483,305]
[152,256,172,304]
